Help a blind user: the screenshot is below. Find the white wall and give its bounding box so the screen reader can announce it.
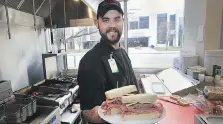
[0,6,47,91]
[183,0,207,65]
[204,0,223,50]
[183,0,223,66]
[221,13,223,49]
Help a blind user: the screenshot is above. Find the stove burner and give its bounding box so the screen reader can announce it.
[56,75,77,84]
[40,79,77,90]
[29,86,71,100]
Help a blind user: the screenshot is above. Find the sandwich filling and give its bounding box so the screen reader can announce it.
[101,97,163,117]
[101,97,123,115]
[121,102,163,117]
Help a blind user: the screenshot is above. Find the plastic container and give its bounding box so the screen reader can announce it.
[13,98,32,117]
[0,106,6,124]
[180,55,198,73]
[14,94,37,115]
[191,96,214,114]
[4,104,27,123]
[204,86,223,100]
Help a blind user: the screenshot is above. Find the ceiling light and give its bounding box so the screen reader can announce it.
[88,7,93,18]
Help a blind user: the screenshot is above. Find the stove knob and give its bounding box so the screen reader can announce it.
[60,104,65,109]
[73,94,77,98]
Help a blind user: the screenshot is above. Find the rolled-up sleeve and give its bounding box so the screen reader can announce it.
[78,61,105,110]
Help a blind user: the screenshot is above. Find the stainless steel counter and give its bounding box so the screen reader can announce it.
[61,104,81,124]
[195,114,223,124]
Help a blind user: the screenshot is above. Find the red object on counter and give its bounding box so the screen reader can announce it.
[158,100,203,124]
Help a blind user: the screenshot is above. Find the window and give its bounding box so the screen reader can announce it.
[127,0,183,68]
[170,14,176,30]
[64,0,184,69]
[129,21,138,29]
[157,13,167,44]
[64,26,100,69]
[139,16,149,29]
[89,26,100,41]
[128,37,149,47]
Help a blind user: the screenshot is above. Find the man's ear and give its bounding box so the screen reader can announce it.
[94,19,99,29]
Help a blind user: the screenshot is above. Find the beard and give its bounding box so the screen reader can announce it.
[99,27,122,45]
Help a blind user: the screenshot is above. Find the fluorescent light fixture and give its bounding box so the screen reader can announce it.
[88,7,93,18]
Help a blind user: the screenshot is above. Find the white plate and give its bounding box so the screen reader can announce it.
[98,106,166,124]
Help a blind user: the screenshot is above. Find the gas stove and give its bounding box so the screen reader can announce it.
[39,77,79,104]
[39,79,77,91]
[15,79,78,115]
[56,75,77,83]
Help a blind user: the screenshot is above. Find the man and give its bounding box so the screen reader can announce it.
[77,0,138,123]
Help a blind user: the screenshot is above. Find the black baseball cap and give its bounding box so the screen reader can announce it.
[97,0,124,19]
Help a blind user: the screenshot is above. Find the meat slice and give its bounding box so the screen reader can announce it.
[101,98,164,118]
[101,97,123,115]
[121,102,163,117]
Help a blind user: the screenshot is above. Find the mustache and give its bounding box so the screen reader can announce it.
[106,27,119,33]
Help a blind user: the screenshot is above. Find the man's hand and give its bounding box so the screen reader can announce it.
[82,106,106,123]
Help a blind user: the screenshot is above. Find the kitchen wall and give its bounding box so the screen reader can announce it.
[204,0,223,50]
[183,0,207,65]
[221,12,223,49]
[0,6,47,91]
[221,10,223,49]
[183,0,223,66]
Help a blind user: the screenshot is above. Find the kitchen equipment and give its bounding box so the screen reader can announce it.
[0,95,15,105]
[212,65,221,77]
[61,104,81,124]
[0,80,13,102]
[13,97,36,117]
[24,106,61,124]
[16,81,79,115]
[0,105,6,124]
[199,74,205,82]
[205,76,214,83]
[1,103,27,123]
[14,94,37,115]
[195,114,223,124]
[140,74,171,96]
[156,68,196,94]
[187,66,206,80]
[28,86,72,114]
[39,79,77,91]
[152,82,165,94]
[173,57,180,69]
[204,50,223,76]
[180,55,198,73]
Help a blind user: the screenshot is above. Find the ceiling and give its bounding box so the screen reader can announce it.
[0,0,58,17]
[0,0,91,28]
[0,0,126,28]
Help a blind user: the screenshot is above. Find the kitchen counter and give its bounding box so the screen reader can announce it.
[61,104,81,124]
[158,100,202,124]
[139,69,203,124]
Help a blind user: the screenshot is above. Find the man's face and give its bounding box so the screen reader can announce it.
[97,10,124,44]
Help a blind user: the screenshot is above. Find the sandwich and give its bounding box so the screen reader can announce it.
[101,85,137,115]
[101,85,164,120]
[120,94,163,120]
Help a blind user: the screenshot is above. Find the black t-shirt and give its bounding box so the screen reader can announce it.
[77,39,137,111]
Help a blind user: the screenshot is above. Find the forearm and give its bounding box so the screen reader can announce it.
[82,107,106,123]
